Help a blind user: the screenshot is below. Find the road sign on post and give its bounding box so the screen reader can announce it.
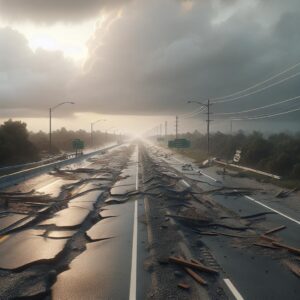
[233,150,242,163]
[168,138,191,149]
[72,139,85,157]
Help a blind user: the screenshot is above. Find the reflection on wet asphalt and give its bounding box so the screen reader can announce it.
[52,148,138,300]
[0,229,67,270]
[0,213,28,231]
[41,190,103,228]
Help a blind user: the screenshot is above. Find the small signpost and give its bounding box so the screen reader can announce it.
[168,138,191,149]
[233,150,242,163]
[72,139,85,157]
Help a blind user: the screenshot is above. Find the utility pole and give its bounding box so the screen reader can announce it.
[187,99,213,157]
[206,99,212,156]
[175,116,179,139]
[160,124,162,136]
[230,119,233,135]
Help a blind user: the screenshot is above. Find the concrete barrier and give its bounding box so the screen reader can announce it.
[0,144,118,190]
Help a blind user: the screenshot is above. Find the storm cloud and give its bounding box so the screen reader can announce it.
[71,0,300,117]
[0,0,300,125]
[0,0,130,22]
[0,27,75,117]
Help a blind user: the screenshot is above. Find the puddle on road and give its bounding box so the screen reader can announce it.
[71,182,103,196]
[41,190,103,228]
[87,203,131,240]
[41,207,90,228]
[69,190,104,211]
[36,179,78,198]
[0,229,67,270]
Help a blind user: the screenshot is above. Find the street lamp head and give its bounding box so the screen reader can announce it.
[51,101,75,110]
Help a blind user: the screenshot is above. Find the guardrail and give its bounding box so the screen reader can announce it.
[0,144,118,190]
[214,160,281,180]
[0,155,68,176]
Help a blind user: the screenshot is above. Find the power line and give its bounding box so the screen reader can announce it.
[211,61,300,101]
[231,107,300,121]
[182,106,206,119]
[180,107,205,118]
[214,95,300,116]
[212,71,300,104]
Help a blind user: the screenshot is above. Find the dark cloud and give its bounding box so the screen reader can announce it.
[0,0,300,131]
[0,0,129,23]
[70,0,300,120]
[0,27,75,115]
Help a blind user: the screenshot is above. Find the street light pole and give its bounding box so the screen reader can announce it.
[90,119,106,148]
[49,108,52,154]
[187,99,212,157]
[49,101,74,155]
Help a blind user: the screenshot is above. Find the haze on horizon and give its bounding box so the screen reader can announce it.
[0,0,300,136]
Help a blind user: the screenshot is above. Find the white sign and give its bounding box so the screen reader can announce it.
[233,150,242,163]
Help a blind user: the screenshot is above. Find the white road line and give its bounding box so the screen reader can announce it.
[199,171,218,182]
[244,195,300,225]
[129,200,138,300]
[136,146,139,191]
[223,278,244,300]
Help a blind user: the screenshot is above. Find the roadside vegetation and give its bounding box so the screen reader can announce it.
[0,120,116,167]
[164,130,300,181]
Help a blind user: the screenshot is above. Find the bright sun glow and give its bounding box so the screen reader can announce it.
[0,18,99,62]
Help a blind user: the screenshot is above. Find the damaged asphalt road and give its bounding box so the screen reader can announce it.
[0,141,299,299]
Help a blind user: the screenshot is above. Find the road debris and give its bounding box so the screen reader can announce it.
[253,242,279,249]
[241,212,276,219]
[272,242,300,256]
[260,234,280,243]
[264,225,286,235]
[275,188,297,198]
[283,259,300,277]
[178,282,190,290]
[185,267,207,286]
[169,256,219,274]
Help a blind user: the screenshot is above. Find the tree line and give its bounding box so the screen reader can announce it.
[168,130,300,180]
[0,120,117,166]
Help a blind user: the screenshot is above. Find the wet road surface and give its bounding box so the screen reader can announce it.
[0,141,299,299]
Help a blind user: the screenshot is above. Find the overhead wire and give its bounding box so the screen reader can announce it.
[214,94,300,116]
[231,107,300,121]
[211,61,300,101]
[180,106,206,118]
[211,71,300,104]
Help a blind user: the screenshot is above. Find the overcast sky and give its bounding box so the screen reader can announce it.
[0,0,299,135]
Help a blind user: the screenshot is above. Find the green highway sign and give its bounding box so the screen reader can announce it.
[168,138,191,149]
[72,139,85,150]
